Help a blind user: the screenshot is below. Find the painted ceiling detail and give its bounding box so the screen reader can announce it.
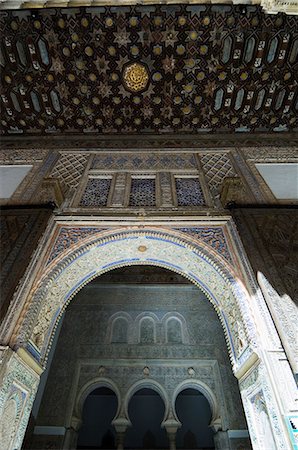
[0,5,297,137]
[123,62,149,93]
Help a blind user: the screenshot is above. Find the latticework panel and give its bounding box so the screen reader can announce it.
[200,153,237,194]
[50,154,88,190]
[79,178,111,207]
[175,178,206,206]
[129,178,156,207]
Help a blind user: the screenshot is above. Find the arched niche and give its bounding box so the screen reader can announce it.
[77,385,118,449]
[175,388,215,449]
[125,387,168,449]
[124,379,170,425]
[172,380,220,431]
[75,377,121,423]
[12,228,258,375]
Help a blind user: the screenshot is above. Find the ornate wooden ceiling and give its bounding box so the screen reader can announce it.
[0,5,297,138]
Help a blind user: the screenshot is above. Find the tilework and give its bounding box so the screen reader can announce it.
[1,6,297,136]
[79,178,111,207]
[176,227,232,264]
[129,178,156,207]
[175,178,206,206]
[47,227,105,265]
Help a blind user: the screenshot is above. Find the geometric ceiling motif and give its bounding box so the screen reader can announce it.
[0,5,297,137]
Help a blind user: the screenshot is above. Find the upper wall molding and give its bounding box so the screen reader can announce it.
[1,133,298,151]
[0,0,298,15]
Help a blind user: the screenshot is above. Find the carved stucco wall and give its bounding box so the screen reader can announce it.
[232,208,298,374]
[31,282,248,448]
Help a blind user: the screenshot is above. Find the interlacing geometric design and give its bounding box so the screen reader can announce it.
[200,153,237,194]
[80,178,111,207]
[175,178,206,206]
[50,154,88,190]
[129,178,156,207]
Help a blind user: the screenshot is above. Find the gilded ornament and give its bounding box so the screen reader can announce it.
[153,72,162,82]
[176,45,185,55]
[11,20,18,30]
[129,17,138,26]
[105,17,114,27]
[189,31,198,41]
[200,45,208,55]
[131,45,139,56]
[154,16,163,26]
[81,18,89,27]
[178,16,187,26]
[89,73,97,81]
[108,46,116,56]
[85,46,93,57]
[111,73,119,81]
[63,47,70,57]
[122,62,149,93]
[175,72,183,81]
[182,105,191,115]
[57,18,65,28]
[153,45,162,55]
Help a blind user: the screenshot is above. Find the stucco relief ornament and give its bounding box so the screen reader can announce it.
[0,398,17,449]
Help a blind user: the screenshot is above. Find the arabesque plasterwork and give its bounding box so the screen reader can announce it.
[0,220,296,450]
[14,228,255,372]
[0,348,39,450]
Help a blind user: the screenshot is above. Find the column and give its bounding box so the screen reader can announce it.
[159,172,175,207]
[162,418,181,450]
[110,173,128,207]
[112,417,131,450]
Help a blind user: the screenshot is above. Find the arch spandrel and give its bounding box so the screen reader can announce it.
[12,228,258,374]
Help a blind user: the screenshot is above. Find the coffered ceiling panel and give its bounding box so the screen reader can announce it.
[0,5,297,137]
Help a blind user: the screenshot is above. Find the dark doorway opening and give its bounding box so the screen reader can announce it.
[175,389,215,449]
[125,388,168,449]
[77,387,117,449]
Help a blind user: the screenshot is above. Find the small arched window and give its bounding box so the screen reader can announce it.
[140,318,155,344]
[111,317,128,343]
[167,318,183,344]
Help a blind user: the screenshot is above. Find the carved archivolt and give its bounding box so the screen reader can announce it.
[14,228,258,374]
